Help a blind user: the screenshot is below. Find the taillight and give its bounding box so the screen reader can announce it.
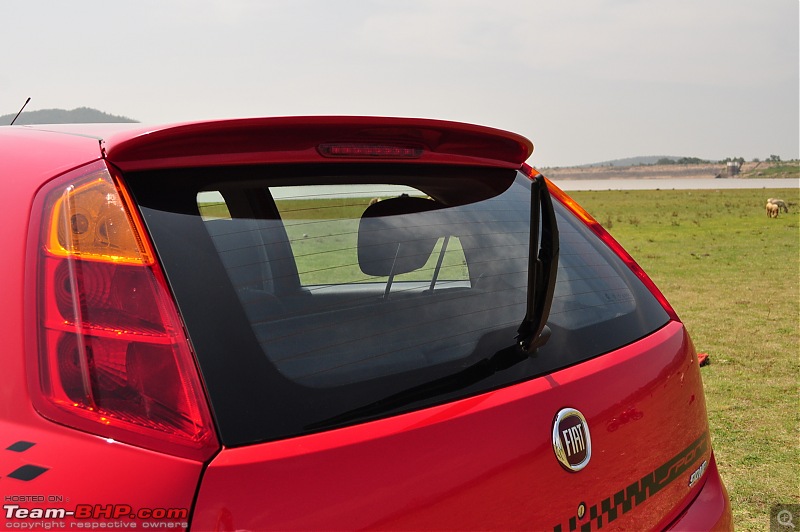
[526,166,680,322]
[318,143,423,158]
[27,160,219,461]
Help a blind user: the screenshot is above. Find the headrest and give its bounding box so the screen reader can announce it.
[357,195,443,277]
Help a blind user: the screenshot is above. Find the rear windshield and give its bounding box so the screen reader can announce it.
[126,165,669,446]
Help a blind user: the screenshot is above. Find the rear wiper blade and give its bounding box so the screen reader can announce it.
[516,173,559,352]
[306,329,529,430]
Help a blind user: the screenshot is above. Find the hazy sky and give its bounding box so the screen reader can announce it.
[1,0,797,167]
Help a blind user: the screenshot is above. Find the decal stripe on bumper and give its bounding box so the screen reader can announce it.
[552,431,709,531]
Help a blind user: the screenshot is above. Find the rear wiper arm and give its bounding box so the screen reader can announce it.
[516,173,559,352]
[306,328,531,430]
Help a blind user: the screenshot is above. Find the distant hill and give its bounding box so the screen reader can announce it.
[581,156,709,167]
[0,107,137,125]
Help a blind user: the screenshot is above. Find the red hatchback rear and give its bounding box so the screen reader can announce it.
[1,117,731,530]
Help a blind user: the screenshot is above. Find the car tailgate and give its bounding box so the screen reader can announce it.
[190,320,713,531]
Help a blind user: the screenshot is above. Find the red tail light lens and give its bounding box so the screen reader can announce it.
[527,167,680,322]
[27,161,219,461]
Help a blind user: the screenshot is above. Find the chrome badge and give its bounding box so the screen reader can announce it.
[553,408,592,472]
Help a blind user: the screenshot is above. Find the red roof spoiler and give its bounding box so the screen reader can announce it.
[102,116,533,171]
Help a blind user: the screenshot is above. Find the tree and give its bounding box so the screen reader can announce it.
[720,157,745,165]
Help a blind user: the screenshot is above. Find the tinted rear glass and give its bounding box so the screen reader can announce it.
[127,165,669,446]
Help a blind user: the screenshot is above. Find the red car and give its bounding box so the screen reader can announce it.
[1,117,731,530]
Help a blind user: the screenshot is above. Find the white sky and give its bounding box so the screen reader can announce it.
[1,0,797,167]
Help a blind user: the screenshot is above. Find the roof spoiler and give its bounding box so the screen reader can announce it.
[102,116,533,171]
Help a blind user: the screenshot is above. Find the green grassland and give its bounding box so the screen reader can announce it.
[569,187,799,531]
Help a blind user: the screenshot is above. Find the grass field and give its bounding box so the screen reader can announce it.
[568,187,799,531]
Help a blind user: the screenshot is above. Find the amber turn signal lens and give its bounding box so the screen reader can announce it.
[46,169,154,265]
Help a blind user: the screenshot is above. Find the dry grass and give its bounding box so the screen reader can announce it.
[569,187,799,531]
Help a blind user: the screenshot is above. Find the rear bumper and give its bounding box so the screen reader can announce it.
[668,454,732,531]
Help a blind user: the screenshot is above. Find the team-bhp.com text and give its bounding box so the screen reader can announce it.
[4,504,188,529]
